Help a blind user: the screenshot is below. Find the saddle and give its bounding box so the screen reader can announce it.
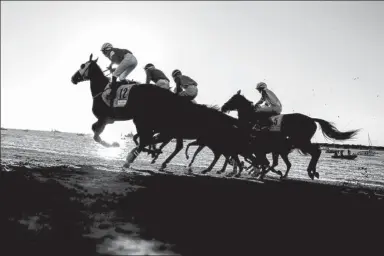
[251,114,283,132]
[116,79,139,86]
[102,80,140,108]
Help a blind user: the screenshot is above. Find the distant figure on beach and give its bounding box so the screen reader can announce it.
[334,151,338,157]
[348,149,351,155]
[340,150,344,156]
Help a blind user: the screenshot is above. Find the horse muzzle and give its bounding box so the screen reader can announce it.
[71,71,82,85]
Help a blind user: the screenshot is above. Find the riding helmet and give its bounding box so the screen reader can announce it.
[144,63,155,70]
[256,82,267,90]
[101,43,113,52]
[172,69,182,78]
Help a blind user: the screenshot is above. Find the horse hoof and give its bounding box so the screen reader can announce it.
[201,170,208,174]
[314,172,320,179]
[123,163,130,169]
[216,171,223,174]
[151,159,157,164]
[234,173,241,178]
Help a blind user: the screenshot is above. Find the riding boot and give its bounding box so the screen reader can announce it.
[109,76,118,108]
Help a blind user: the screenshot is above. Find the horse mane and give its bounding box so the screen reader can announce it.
[201,104,221,112]
[238,94,254,107]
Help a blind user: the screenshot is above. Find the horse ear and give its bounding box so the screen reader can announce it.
[94,57,99,63]
[89,54,93,61]
[237,90,241,95]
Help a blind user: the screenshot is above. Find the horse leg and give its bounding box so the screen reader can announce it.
[217,156,229,174]
[159,138,183,171]
[258,154,271,179]
[202,151,221,174]
[242,157,255,174]
[151,137,172,164]
[187,144,204,173]
[280,152,292,179]
[298,142,321,180]
[226,156,239,177]
[124,123,153,168]
[92,119,119,148]
[307,143,321,179]
[185,140,200,160]
[268,152,283,178]
[233,155,244,178]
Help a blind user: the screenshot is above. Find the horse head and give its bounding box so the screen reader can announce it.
[71,54,101,85]
[221,90,252,113]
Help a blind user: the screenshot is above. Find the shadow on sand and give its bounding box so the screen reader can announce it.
[1,165,383,255]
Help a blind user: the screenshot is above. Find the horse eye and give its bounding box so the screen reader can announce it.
[81,64,85,69]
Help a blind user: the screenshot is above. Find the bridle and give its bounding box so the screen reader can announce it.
[76,61,113,99]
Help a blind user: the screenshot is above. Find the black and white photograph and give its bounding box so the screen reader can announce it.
[1,1,384,255]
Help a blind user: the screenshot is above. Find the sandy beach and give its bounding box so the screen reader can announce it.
[1,162,383,256]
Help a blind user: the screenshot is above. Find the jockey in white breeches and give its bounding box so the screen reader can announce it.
[144,63,171,90]
[101,42,138,107]
[172,69,198,102]
[254,82,282,127]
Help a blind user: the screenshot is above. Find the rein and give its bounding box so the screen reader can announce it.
[92,69,112,99]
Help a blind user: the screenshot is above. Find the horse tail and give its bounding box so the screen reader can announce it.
[185,140,199,159]
[312,118,360,141]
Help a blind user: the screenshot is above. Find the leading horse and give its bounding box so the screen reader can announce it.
[71,54,185,169]
[70,54,258,172]
[221,90,360,180]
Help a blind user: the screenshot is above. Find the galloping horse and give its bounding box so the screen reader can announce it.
[221,90,359,180]
[71,54,185,169]
[70,54,257,172]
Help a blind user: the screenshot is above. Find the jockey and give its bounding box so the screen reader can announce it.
[254,82,282,127]
[144,63,170,90]
[172,69,198,101]
[101,42,138,107]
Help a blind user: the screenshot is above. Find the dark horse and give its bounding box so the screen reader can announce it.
[71,54,185,169]
[71,54,257,172]
[221,90,359,180]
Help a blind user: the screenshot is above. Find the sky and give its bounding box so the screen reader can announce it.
[1,1,384,146]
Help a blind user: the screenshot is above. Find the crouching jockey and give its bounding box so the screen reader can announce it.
[144,63,170,90]
[172,69,198,101]
[101,42,138,107]
[254,82,282,128]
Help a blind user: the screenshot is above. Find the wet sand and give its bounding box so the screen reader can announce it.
[1,164,383,255]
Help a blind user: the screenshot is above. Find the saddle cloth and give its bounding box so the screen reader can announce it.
[101,81,136,108]
[252,115,283,132]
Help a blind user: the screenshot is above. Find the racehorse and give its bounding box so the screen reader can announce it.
[221,90,359,180]
[185,139,240,175]
[71,54,185,169]
[70,54,257,172]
